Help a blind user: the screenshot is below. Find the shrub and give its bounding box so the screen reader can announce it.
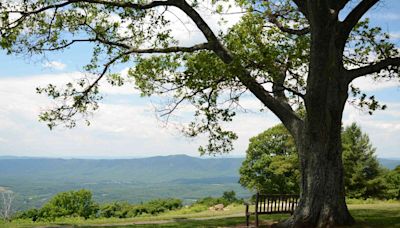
[15,189,98,221]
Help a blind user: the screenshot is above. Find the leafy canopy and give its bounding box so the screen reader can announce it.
[0,0,399,154]
[239,124,299,194]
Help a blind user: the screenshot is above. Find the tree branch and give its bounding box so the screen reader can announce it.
[346,57,400,81]
[237,71,304,137]
[38,38,211,53]
[292,0,308,18]
[266,12,310,35]
[171,0,303,135]
[5,0,175,29]
[340,0,379,40]
[332,0,351,11]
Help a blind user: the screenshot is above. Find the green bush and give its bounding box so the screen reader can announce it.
[15,189,98,221]
[40,189,98,219]
[14,208,40,221]
[99,202,131,218]
[192,191,243,208]
[98,198,183,218]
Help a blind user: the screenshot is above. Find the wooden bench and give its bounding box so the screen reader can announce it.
[245,193,299,227]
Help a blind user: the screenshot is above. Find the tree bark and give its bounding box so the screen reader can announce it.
[279,84,355,228]
[283,120,355,227]
[277,10,356,227]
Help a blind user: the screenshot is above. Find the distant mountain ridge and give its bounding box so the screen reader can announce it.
[0,155,247,210]
[0,154,244,183]
[0,154,398,211]
[378,158,400,170]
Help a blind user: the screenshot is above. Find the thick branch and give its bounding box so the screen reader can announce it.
[340,0,379,40]
[127,43,212,54]
[346,57,400,81]
[171,0,303,134]
[170,0,232,62]
[332,0,351,11]
[238,71,303,138]
[292,0,308,18]
[39,38,211,53]
[266,13,310,35]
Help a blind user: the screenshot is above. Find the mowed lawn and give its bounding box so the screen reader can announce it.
[3,202,399,227]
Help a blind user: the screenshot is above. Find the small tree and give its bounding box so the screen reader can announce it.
[382,166,400,200]
[0,190,15,221]
[342,123,386,199]
[222,190,239,204]
[239,124,299,194]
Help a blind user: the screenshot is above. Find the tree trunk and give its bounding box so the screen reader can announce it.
[277,13,356,227]
[286,126,354,227]
[279,96,355,227]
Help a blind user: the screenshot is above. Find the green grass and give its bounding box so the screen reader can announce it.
[2,202,399,227]
[345,203,400,227]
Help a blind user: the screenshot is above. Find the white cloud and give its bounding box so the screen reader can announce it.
[42,61,67,70]
[0,70,399,159]
[389,32,400,40]
[352,76,399,92]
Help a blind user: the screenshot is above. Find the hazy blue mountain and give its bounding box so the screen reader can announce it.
[378,158,400,170]
[1,155,398,211]
[0,155,244,183]
[0,155,247,210]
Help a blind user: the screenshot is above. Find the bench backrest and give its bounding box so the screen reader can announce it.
[255,193,299,214]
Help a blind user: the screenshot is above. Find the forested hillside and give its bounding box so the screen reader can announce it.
[0,155,398,211]
[0,155,247,210]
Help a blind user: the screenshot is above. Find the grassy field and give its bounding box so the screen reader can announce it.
[2,201,399,227]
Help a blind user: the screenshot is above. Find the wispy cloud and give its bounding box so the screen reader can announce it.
[42,61,67,70]
[0,71,279,158]
[389,32,400,40]
[352,76,399,92]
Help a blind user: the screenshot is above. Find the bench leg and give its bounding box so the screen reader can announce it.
[255,213,259,227]
[245,204,250,227]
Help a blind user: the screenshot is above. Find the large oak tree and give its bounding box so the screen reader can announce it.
[1,0,399,227]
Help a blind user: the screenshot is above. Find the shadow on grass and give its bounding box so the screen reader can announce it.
[66,204,400,228]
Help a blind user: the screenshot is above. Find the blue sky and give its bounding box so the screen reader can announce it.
[0,1,399,159]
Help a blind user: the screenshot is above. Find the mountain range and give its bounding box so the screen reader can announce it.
[0,155,398,211]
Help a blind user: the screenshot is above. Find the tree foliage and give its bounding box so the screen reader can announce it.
[1,0,397,155]
[239,122,396,199]
[38,189,98,220]
[342,123,386,199]
[383,165,400,200]
[239,124,299,194]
